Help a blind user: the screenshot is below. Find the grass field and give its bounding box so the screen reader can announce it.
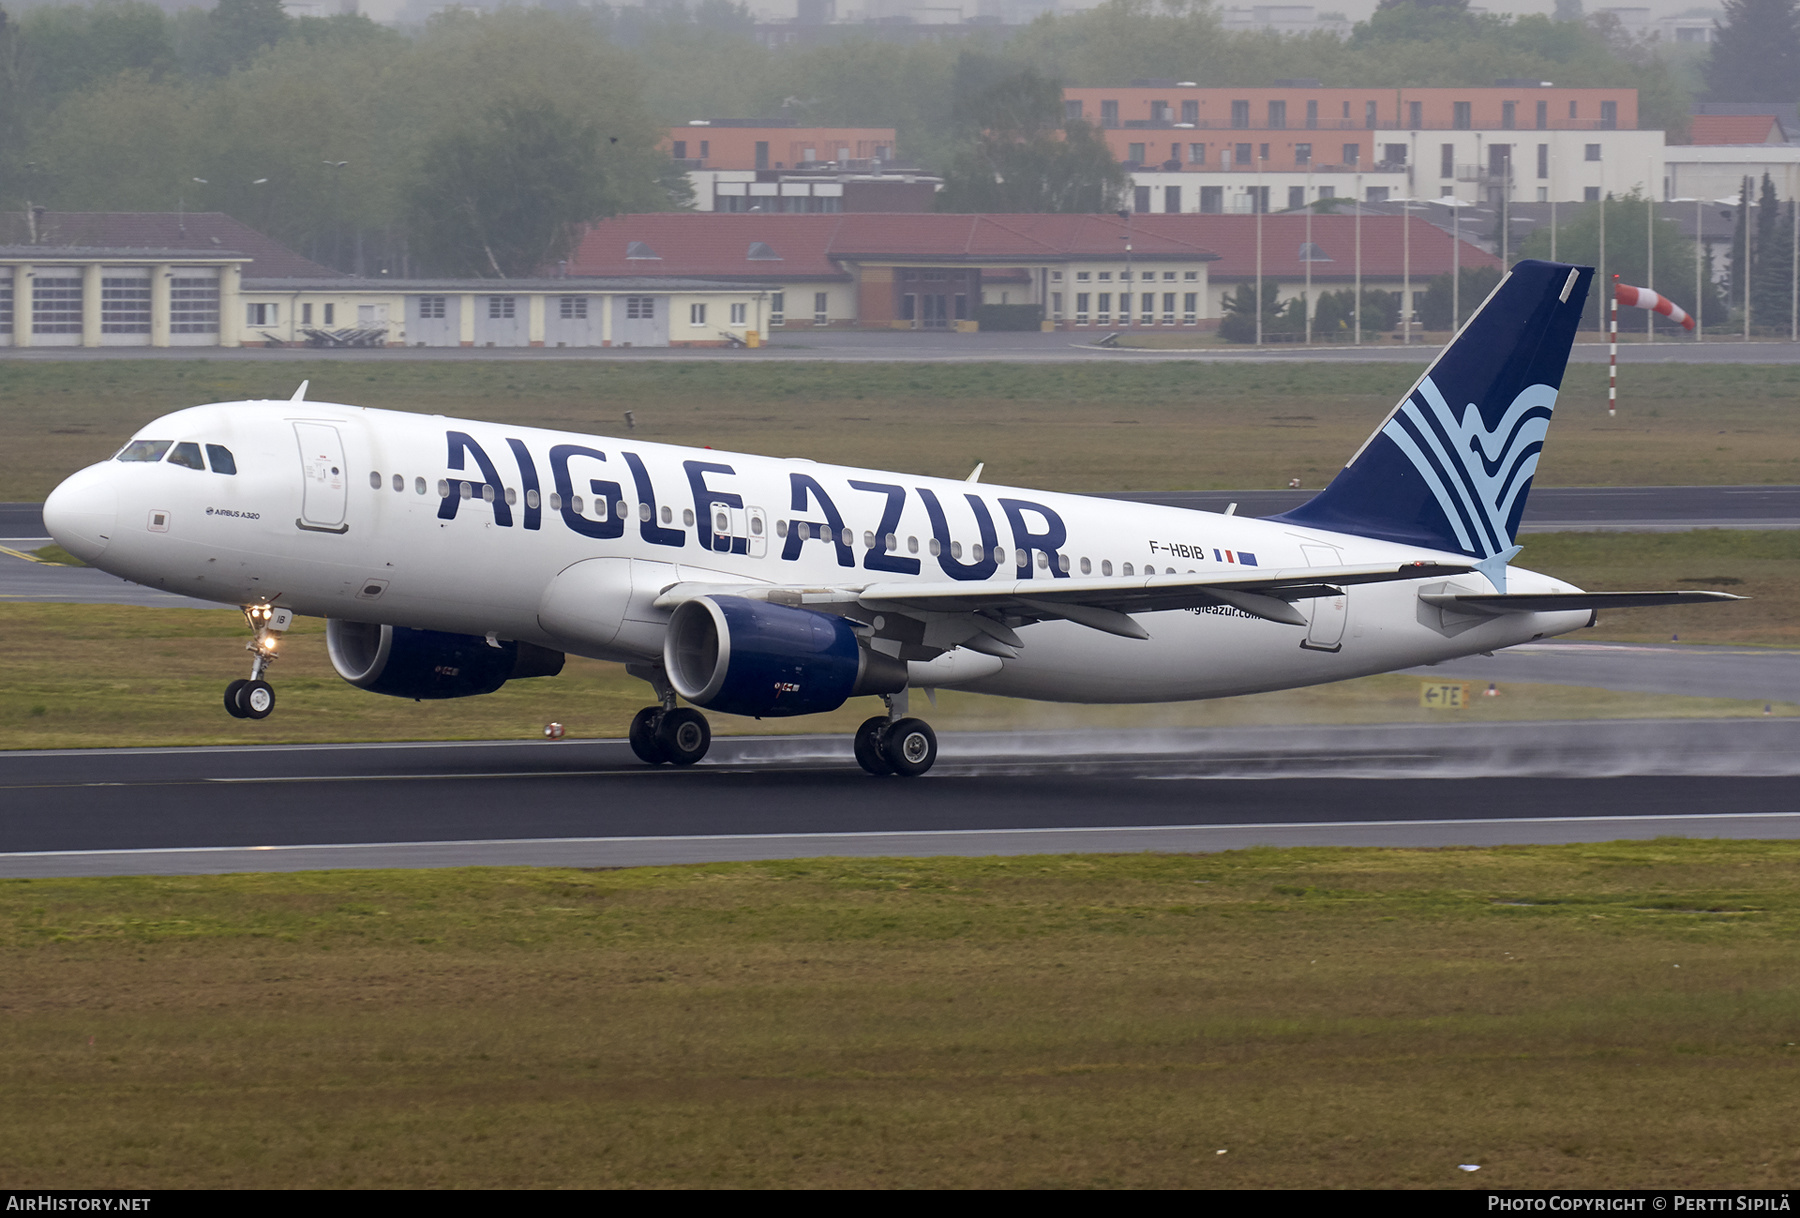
[5,359,1800,501]
[3,844,1796,1188]
[1,528,1792,750]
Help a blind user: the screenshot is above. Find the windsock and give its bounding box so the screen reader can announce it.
[1614,283,1695,331]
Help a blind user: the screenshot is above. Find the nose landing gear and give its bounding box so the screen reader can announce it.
[854,690,938,777]
[224,604,291,720]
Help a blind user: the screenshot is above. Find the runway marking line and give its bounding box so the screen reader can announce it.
[4,811,1798,862]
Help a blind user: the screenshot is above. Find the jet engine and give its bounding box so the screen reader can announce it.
[327,620,564,699]
[664,595,905,718]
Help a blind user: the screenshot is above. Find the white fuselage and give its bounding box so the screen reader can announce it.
[47,400,1592,707]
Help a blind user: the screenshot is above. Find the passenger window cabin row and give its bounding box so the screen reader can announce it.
[375,470,1220,579]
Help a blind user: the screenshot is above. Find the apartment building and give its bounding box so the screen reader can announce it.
[665,121,899,171]
[1065,83,1663,209]
[666,120,940,212]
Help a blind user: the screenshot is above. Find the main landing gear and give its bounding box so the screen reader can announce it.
[853,690,938,778]
[622,668,939,777]
[224,604,291,720]
[625,665,713,767]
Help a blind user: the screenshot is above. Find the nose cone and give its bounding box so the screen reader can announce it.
[44,465,118,564]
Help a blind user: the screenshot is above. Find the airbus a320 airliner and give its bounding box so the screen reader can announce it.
[43,260,1735,776]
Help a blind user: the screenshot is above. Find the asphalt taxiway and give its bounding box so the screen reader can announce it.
[2,720,1796,878]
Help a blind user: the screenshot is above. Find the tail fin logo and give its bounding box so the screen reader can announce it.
[1380,376,1557,561]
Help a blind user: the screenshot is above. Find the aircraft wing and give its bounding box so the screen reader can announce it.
[653,560,1474,653]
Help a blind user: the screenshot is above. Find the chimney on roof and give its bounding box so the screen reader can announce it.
[27,205,45,245]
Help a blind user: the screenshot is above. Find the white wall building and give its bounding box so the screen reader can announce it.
[1125,129,1668,212]
[1663,145,1800,204]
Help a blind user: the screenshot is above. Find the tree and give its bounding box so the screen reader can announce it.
[17,2,176,112]
[1726,174,1752,316]
[1705,0,1800,101]
[1517,189,1723,330]
[936,66,1127,213]
[0,6,19,209]
[1356,0,1478,45]
[1750,171,1795,332]
[198,0,291,76]
[1305,288,1398,339]
[1218,281,1287,343]
[1418,266,1503,330]
[404,98,616,278]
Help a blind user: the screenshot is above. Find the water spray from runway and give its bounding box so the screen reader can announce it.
[707,720,1800,782]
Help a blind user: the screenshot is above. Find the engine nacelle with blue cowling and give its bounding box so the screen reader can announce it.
[327,619,565,700]
[664,595,907,718]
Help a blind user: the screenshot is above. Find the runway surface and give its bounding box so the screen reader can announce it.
[7,332,1800,363]
[2,720,1796,877]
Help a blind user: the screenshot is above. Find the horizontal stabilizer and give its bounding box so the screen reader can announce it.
[1419,590,1745,615]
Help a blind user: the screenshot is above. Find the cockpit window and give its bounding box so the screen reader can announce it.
[117,440,171,463]
[206,444,238,475]
[168,442,206,471]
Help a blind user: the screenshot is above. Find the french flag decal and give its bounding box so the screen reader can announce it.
[1213,549,1259,566]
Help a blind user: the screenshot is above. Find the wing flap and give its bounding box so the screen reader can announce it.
[856,561,1472,616]
[653,561,1471,649]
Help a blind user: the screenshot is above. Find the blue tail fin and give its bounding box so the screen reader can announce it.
[1270,259,1591,583]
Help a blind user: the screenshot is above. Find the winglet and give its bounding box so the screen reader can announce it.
[966,462,984,484]
[290,380,309,403]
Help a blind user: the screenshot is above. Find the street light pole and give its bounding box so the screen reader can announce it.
[1647,162,1655,345]
[1452,199,1460,331]
[1550,145,1557,263]
[1696,195,1705,342]
[1597,168,1606,336]
[324,160,348,271]
[1354,171,1363,346]
[1402,195,1411,344]
[1744,175,1753,342]
[1500,149,1510,267]
[1117,207,1134,329]
[1255,152,1265,347]
[1305,166,1313,345]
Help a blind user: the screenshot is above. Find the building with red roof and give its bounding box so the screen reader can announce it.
[568,211,1496,332]
[1680,115,1788,146]
[0,212,766,349]
[572,212,1220,329]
